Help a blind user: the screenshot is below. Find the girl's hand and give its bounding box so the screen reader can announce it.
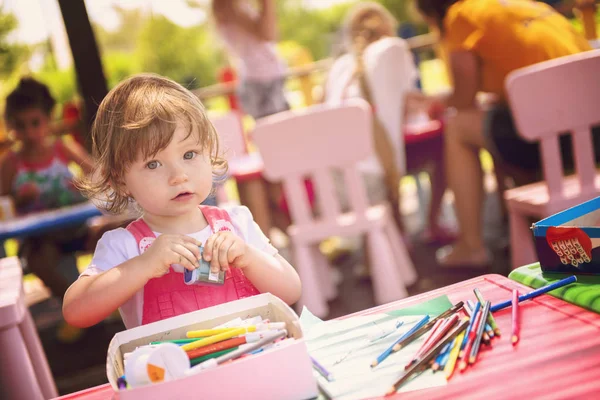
[203,231,251,273]
[427,100,446,120]
[140,234,202,279]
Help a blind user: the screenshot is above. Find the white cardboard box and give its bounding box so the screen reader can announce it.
[106,293,318,400]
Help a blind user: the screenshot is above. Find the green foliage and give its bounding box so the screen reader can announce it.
[135,15,224,88]
[34,64,77,106]
[0,9,29,79]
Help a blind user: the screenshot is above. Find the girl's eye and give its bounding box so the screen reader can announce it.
[183,151,196,160]
[146,160,160,170]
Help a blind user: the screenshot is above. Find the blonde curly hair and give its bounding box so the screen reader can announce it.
[343,2,398,55]
[78,73,227,214]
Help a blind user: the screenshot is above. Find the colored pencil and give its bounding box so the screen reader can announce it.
[459,301,480,358]
[490,276,577,312]
[432,342,452,371]
[386,319,469,395]
[371,315,430,367]
[459,311,482,372]
[469,301,491,365]
[392,301,464,353]
[311,356,335,382]
[406,314,459,369]
[474,288,501,336]
[444,332,465,380]
[512,289,520,346]
[413,319,444,360]
[466,300,494,338]
[187,330,288,374]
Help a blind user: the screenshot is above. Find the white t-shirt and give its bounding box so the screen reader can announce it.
[325,37,418,177]
[80,206,277,329]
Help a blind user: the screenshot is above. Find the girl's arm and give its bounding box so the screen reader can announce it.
[203,230,302,305]
[64,233,202,328]
[433,50,480,111]
[239,249,301,305]
[60,139,94,174]
[0,155,16,197]
[62,256,152,328]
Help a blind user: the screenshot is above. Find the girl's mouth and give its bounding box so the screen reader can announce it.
[173,192,194,200]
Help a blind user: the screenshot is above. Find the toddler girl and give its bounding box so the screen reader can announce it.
[63,74,301,329]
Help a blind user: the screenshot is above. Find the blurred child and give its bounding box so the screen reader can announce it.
[1,78,93,300]
[212,0,289,120]
[325,2,451,243]
[63,74,301,329]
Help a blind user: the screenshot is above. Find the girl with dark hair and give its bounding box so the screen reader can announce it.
[1,77,93,303]
[414,0,594,267]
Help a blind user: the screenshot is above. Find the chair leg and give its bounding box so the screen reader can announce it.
[292,243,329,318]
[509,210,538,270]
[385,218,418,287]
[19,310,58,399]
[367,228,409,305]
[310,245,338,301]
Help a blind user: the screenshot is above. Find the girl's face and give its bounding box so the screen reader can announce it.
[10,107,51,147]
[122,123,214,222]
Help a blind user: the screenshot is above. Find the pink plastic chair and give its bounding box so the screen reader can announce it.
[210,112,263,204]
[253,100,417,317]
[504,50,600,269]
[0,257,58,400]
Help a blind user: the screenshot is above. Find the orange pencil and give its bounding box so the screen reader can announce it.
[512,289,520,346]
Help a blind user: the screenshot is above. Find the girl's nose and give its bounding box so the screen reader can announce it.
[169,165,189,186]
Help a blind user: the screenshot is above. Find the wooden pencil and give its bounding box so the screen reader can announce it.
[392,301,464,353]
[444,332,465,380]
[406,314,459,369]
[371,315,430,367]
[474,288,501,336]
[512,289,520,346]
[466,300,494,340]
[459,301,480,359]
[469,300,491,365]
[386,319,470,395]
[459,311,482,372]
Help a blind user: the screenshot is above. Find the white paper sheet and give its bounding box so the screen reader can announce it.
[300,308,447,399]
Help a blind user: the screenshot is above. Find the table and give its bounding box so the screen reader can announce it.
[52,274,600,399]
[509,262,600,314]
[0,257,58,400]
[0,202,102,241]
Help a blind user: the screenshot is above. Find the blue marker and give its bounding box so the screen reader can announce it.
[490,276,577,312]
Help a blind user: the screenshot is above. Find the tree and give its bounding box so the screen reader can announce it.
[0,9,29,79]
[135,15,224,88]
[57,0,108,150]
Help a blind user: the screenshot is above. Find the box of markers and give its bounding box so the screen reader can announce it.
[106,293,318,400]
[532,196,600,274]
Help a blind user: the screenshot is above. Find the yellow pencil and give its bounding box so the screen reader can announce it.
[182,328,249,351]
[186,327,239,338]
[186,322,286,339]
[444,331,465,380]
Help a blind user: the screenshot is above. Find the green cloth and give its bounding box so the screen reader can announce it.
[509,263,600,314]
